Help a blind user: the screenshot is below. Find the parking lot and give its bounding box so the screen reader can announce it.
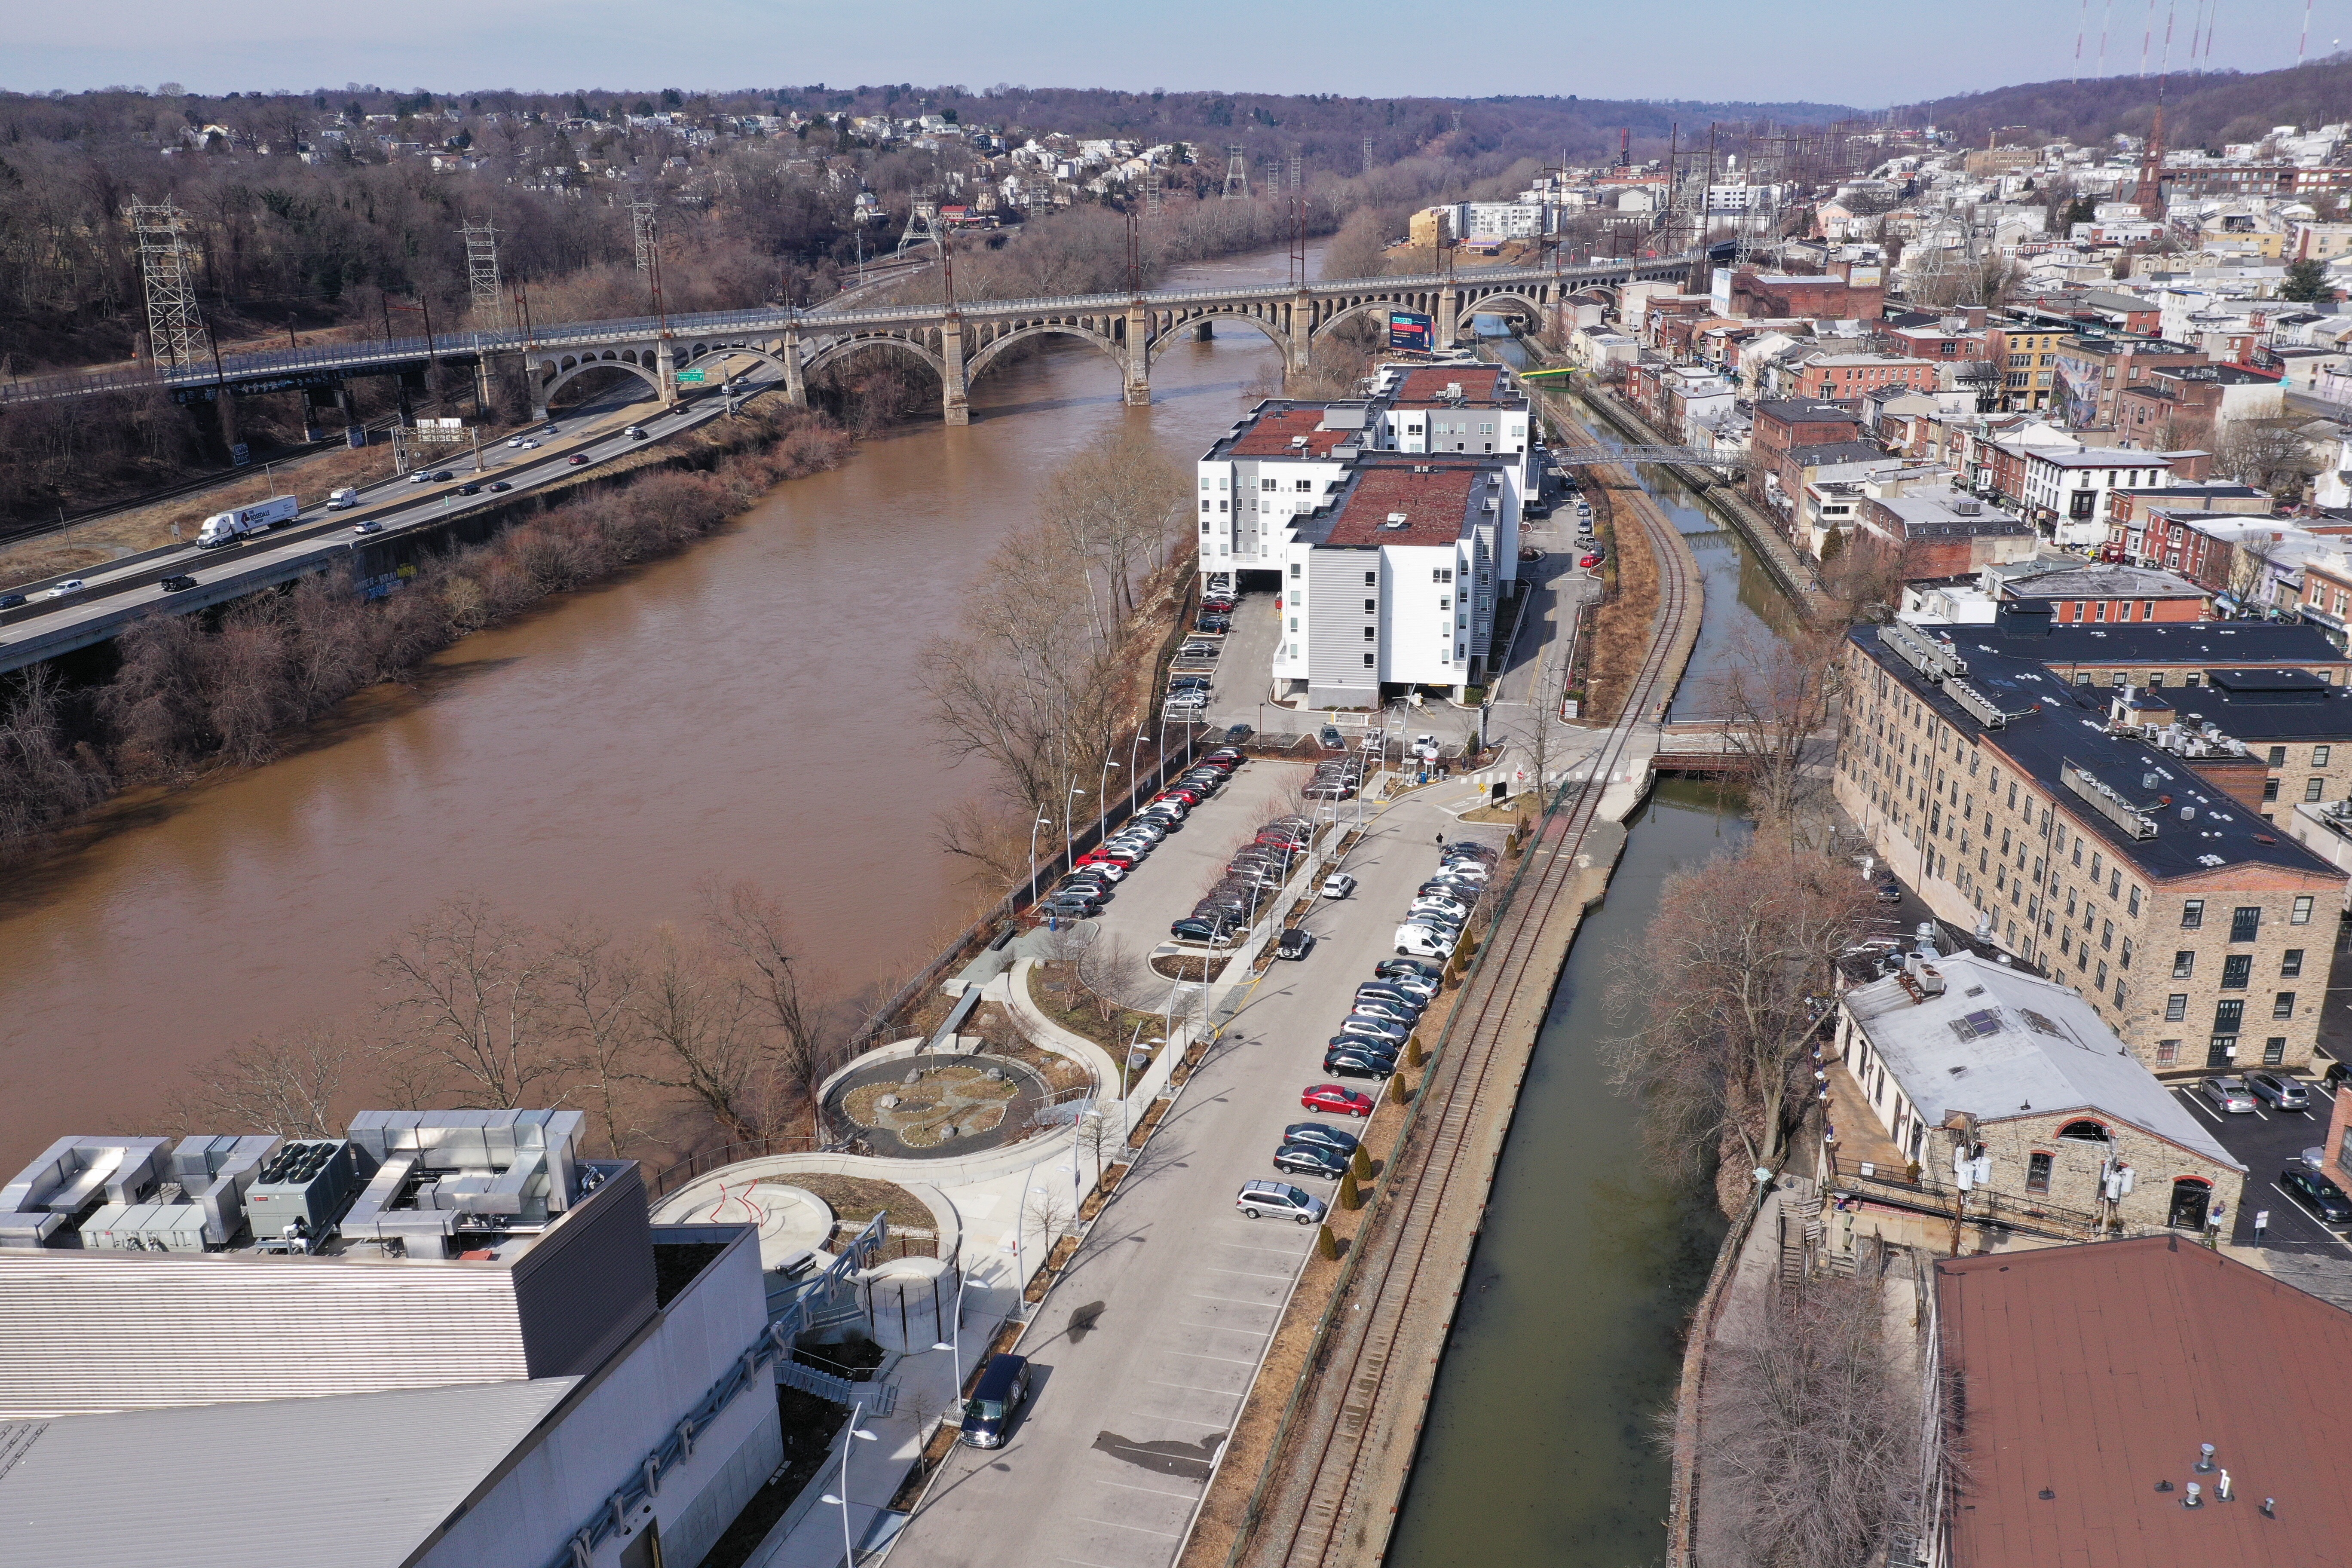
[889,787,1504,1568]
[1185,588,1286,738]
[2169,1077,2352,1256]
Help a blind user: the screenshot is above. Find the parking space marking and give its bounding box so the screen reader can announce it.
[1176,1321,1270,1337]
[2177,1090,2228,1126]
[1145,1378,1244,1397]
[2267,1182,2352,1255]
[1094,1479,1203,1501]
[1164,1349,1259,1365]
[1207,1240,1315,1257]
[1078,1519,1184,1540]
[1199,1266,1291,1281]
[1128,1409,1232,1427]
[1054,1557,1130,1568]
[1187,1292,1284,1308]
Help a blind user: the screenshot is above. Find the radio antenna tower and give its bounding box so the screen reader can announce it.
[1222,145,1249,200]
[462,220,506,328]
[631,200,659,273]
[129,199,208,368]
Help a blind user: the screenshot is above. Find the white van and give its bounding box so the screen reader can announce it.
[327,488,359,510]
[1393,923,1456,959]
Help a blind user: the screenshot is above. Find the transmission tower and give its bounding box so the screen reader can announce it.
[1222,145,1249,200]
[462,220,506,328]
[1288,153,1302,194]
[129,200,208,369]
[899,195,947,254]
[631,200,659,273]
[1145,163,1164,221]
[1363,136,1375,177]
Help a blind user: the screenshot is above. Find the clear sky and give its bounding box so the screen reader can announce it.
[6,0,2336,105]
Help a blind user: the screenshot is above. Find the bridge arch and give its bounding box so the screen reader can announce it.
[801,333,947,383]
[1311,298,1428,346]
[1453,289,1550,322]
[965,321,1127,382]
[682,343,794,383]
[536,354,665,409]
[1144,306,1289,361]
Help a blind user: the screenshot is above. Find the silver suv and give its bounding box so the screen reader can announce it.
[1236,1180,1326,1224]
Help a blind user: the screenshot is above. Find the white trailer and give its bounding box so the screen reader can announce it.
[196,494,300,549]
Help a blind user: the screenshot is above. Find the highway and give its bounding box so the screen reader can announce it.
[0,366,783,674]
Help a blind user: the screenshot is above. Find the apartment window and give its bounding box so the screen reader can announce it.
[2215,999,2246,1032]
[2120,938,2134,970]
[2293,895,2315,925]
[2270,745,2291,766]
[1363,652,1375,667]
[1261,478,1277,492]
[1433,568,1453,583]
[2026,1152,2054,1194]
[2181,899,2205,930]
[1289,617,1298,633]
[2230,906,2262,943]
[2166,993,2190,1022]
[2221,954,2252,989]
[1363,599,1377,614]
[2265,779,2282,802]
[2172,950,2195,979]
[2156,1038,2182,1065]
[1363,625,1376,640]
[2275,991,2299,1020]
[1364,571,1377,585]
[2283,948,2305,978]
[1289,563,1301,579]
[2317,745,2334,766]
[2308,778,2328,802]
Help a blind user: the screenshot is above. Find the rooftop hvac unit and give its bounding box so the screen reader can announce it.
[2061,759,2160,839]
[1953,498,1983,516]
[80,1201,211,1253]
[1881,619,1968,684]
[243,1139,368,1246]
[1946,678,2022,729]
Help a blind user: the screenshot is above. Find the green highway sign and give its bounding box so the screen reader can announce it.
[675,369,707,384]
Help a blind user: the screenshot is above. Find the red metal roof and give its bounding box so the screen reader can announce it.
[1226,408,1359,459]
[1938,1236,2352,1567]
[1320,466,1478,549]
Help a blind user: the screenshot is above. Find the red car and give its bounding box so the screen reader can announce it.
[1301,1083,1375,1118]
[1160,787,1206,806]
[1078,848,1140,868]
[1202,750,1244,769]
[568,453,591,466]
[1579,552,1603,569]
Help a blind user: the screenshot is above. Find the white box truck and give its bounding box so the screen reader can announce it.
[196,494,300,549]
[327,487,359,510]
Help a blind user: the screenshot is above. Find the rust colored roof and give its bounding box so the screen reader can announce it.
[1939,1236,2352,1567]
[1389,365,1511,407]
[1227,408,1359,459]
[1320,466,1479,549]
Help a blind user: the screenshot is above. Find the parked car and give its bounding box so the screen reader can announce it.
[2281,1165,2352,1224]
[1204,747,1246,766]
[959,1354,1032,1448]
[2196,1075,2259,1114]
[1356,983,1426,1013]
[2328,1060,2352,1090]
[1039,894,1101,919]
[1276,928,1316,962]
[1283,1122,1361,1156]
[1365,974,1436,1002]
[1319,725,1345,750]
[1273,1142,1350,1180]
[1322,1045,1396,1080]
[1200,597,1236,614]
[1337,1016,1409,1046]
[1169,674,1212,692]
[2246,1072,2311,1111]
[1350,998,1418,1028]
[1303,781,1356,799]
[1171,916,1238,943]
[1395,924,1458,959]
[1321,872,1358,900]
[1409,897,1474,924]
[1301,1083,1375,1118]
[1377,957,1445,982]
[1222,724,1254,744]
[1579,552,1605,570]
[1236,1180,1326,1224]
[1195,616,1231,633]
[1078,849,1140,870]
[159,574,198,592]
[1166,690,1210,710]
[1874,879,1903,904]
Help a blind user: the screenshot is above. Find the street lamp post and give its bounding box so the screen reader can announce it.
[818,1406,881,1568]
[1097,757,1119,845]
[1127,728,1148,818]
[1065,785,1085,870]
[930,1268,970,1423]
[1027,812,1052,909]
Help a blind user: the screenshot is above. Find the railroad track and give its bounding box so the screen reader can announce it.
[1262,415,1697,1568]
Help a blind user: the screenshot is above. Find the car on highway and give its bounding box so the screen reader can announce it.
[1321,872,1358,900]
[352,519,382,534]
[1272,1142,1350,1180]
[568,453,590,466]
[410,469,435,484]
[507,436,526,447]
[2246,1072,2311,1111]
[429,471,453,482]
[625,425,649,439]
[1322,1045,1396,1080]
[1276,928,1316,961]
[1283,1122,1360,1157]
[1171,916,1239,943]
[455,484,481,496]
[43,580,86,599]
[1377,957,1444,983]
[2281,1164,2352,1223]
[2196,1075,2259,1114]
[1236,1180,1326,1224]
[520,439,541,450]
[489,481,512,492]
[160,574,197,592]
[1301,1083,1375,1118]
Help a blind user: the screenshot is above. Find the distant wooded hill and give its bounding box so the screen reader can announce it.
[1901,56,2352,150]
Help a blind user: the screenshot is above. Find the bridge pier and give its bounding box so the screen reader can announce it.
[1288,290,1313,376]
[655,339,679,408]
[1124,304,1151,407]
[782,331,807,406]
[940,315,970,426]
[1438,290,1461,349]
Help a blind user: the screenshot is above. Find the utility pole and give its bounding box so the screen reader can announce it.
[128,200,208,369]
[1222,144,1249,200]
[462,220,505,329]
[630,199,658,274]
[1363,135,1375,177]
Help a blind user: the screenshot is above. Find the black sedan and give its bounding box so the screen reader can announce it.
[1283,1121,1360,1157]
[1170,917,1237,943]
[1376,957,1444,982]
[1273,1141,1351,1180]
[2281,1164,2352,1223]
[1321,1045,1396,1080]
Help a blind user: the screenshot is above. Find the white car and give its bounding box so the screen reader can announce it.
[1166,690,1209,710]
[506,436,524,447]
[43,579,87,599]
[521,439,541,450]
[1320,872,1358,900]
[1410,895,1473,923]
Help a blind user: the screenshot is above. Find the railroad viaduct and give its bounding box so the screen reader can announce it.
[0,254,1697,429]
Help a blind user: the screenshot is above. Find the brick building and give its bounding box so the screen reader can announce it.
[1939,602,2352,686]
[1750,397,1867,495]
[1990,560,2213,622]
[1727,268,1884,320]
[1831,950,2245,1231]
[1987,322,2067,410]
[1854,484,2038,578]
[1789,353,1942,401]
[2052,334,2211,427]
[1835,622,2348,1072]
[2116,669,2352,815]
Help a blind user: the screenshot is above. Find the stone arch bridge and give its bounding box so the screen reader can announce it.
[0,254,1697,428]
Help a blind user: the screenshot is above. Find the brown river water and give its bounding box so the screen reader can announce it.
[0,247,1316,1170]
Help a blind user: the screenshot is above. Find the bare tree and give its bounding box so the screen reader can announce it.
[174,1022,361,1137]
[1037,428,1185,631]
[2214,418,2318,501]
[700,877,837,1124]
[932,797,1035,903]
[1706,630,1844,845]
[1707,1274,1925,1568]
[374,895,560,1108]
[1075,932,1146,1023]
[626,924,768,1142]
[545,919,648,1158]
[1606,844,1872,1175]
[1023,1186,1078,1256]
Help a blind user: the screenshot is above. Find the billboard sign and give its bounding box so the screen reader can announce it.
[1388,310,1433,352]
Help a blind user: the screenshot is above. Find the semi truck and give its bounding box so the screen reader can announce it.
[196,494,300,549]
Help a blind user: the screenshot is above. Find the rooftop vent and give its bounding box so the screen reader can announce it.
[1383,513,1410,529]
